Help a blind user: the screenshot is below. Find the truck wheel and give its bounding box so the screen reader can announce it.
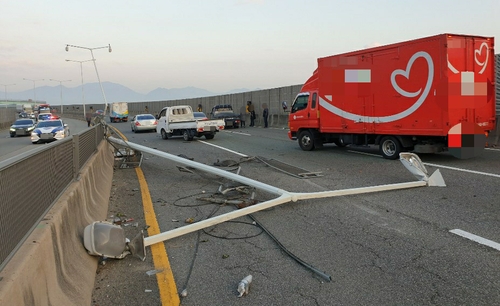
[205,134,215,140]
[334,139,346,147]
[380,136,401,160]
[183,130,194,141]
[161,129,168,140]
[298,130,315,151]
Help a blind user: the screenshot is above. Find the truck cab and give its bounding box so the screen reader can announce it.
[156,105,225,141]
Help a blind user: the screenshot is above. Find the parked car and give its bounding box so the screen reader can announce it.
[130,114,158,132]
[212,110,240,128]
[193,112,208,121]
[31,119,70,144]
[9,119,37,137]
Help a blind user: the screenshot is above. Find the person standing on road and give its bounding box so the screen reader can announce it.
[247,101,255,127]
[263,104,269,128]
[239,104,246,127]
[85,108,93,127]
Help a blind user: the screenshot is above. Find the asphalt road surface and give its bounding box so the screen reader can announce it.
[87,121,500,306]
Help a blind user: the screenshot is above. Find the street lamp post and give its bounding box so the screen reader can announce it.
[65,59,94,117]
[23,78,44,103]
[65,44,112,115]
[49,79,71,115]
[1,83,16,102]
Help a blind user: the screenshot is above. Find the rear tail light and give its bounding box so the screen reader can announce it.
[219,126,225,130]
[154,120,158,125]
[135,121,141,126]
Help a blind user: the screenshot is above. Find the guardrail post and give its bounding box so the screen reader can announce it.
[73,134,80,179]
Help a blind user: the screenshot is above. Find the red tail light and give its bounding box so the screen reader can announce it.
[135,121,141,126]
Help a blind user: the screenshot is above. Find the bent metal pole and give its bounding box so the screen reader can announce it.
[107,137,432,246]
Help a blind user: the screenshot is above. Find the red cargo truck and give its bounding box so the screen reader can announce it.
[288,33,495,159]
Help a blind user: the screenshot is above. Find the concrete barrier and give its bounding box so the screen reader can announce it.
[0,141,114,305]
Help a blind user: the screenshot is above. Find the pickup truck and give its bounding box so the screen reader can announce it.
[156,105,225,140]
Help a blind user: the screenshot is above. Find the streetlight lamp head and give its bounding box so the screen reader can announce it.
[65,45,69,52]
[108,44,112,53]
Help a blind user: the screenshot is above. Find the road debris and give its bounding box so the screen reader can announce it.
[237,275,252,297]
[146,269,163,276]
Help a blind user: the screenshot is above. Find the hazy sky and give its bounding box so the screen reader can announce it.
[1,0,498,94]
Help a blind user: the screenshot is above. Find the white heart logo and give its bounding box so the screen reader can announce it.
[391,55,423,98]
[320,51,434,124]
[474,42,489,74]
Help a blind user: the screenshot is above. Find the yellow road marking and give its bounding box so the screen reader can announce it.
[109,125,179,305]
[136,168,180,305]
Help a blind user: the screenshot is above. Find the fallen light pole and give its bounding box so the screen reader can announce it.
[84,137,445,261]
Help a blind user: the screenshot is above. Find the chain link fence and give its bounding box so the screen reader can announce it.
[0,123,105,271]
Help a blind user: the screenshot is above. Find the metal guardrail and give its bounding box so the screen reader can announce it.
[0,123,105,271]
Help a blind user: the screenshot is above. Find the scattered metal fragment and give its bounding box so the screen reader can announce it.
[237,275,252,297]
[256,156,323,178]
[196,196,258,208]
[180,289,188,297]
[213,159,239,167]
[146,269,163,276]
[177,154,194,160]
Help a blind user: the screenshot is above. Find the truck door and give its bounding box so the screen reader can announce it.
[290,91,319,129]
[158,108,167,131]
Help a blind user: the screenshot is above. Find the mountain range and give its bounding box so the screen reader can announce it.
[1,82,254,105]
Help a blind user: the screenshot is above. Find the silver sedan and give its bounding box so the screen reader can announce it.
[130,114,157,132]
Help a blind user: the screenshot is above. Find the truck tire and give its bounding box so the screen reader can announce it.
[380,136,401,160]
[334,139,346,147]
[205,134,215,140]
[298,130,315,151]
[183,130,194,141]
[161,129,169,140]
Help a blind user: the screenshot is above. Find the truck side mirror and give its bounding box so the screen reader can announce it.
[282,101,288,112]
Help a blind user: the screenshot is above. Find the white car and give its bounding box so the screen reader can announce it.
[31,119,70,144]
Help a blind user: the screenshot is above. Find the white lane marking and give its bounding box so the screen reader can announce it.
[224,130,252,136]
[197,140,248,157]
[485,147,500,152]
[423,162,500,178]
[450,229,500,251]
[347,150,381,158]
[348,150,500,178]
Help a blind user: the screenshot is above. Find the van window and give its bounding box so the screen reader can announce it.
[291,95,309,113]
[159,109,166,117]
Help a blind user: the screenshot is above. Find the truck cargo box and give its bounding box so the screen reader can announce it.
[289,33,495,159]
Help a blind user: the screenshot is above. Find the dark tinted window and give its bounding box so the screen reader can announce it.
[291,95,309,113]
[37,120,62,128]
[137,115,155,120]
[15,120,34,125]
[194,112,207,119]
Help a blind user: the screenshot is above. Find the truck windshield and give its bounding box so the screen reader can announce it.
[291,95,309,113]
